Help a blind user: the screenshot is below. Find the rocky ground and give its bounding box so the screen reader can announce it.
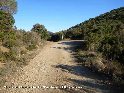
[0,41,118,93]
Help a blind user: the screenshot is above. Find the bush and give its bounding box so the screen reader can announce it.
[23,31,41,46]
[31,23,49,40]
[2,31,17,48]
[0,10,15,31]
[50,32,64,42]
[98,35,123,61]
[26,44,37,51]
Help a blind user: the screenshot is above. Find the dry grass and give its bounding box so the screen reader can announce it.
[0,46,10,53]
[77,50,124,85]
[0,40,46,88]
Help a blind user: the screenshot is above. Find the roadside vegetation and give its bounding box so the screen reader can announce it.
[0,0,50,87]
[58,7,124,86]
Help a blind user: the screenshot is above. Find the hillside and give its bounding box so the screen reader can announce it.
[58,7,124,84]
[64,7,124,40]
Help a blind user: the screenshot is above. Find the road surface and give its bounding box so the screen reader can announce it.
[1,41,117,93]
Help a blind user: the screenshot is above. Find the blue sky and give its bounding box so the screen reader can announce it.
[14,0,124,32]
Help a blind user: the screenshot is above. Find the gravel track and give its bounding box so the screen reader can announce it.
[1,41,116,93]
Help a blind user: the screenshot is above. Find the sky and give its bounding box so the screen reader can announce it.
[14,0,124,32]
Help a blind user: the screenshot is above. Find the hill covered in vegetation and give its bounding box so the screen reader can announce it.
[65,7,124,63]
[53,7,124,84]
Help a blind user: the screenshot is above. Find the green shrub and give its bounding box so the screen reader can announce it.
[26,44,37,51]
[31,23,49,40]
[0,10,15,31]
[50,32,64,42]
[3,51,17,61]
[2,31,17,48]
[98,35,123,60]
[23,31,41,46]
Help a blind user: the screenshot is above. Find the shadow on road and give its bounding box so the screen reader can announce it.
[52,40,87,52]
[52,40,121,93]
[54,64,107,80]
[58,40,84,46]
[53,63,121,93]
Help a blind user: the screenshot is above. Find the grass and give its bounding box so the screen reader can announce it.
[0,43,45,88]
[76,49,124,85]
[26,44,37,51]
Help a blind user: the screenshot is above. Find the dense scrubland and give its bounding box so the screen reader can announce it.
[52,7,124,85]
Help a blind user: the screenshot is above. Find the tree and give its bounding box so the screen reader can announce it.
[0,0,17,14]
[0,10,15,31]
[31,23,49,40]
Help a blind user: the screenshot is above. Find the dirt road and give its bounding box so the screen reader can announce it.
[1,41,117,93]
